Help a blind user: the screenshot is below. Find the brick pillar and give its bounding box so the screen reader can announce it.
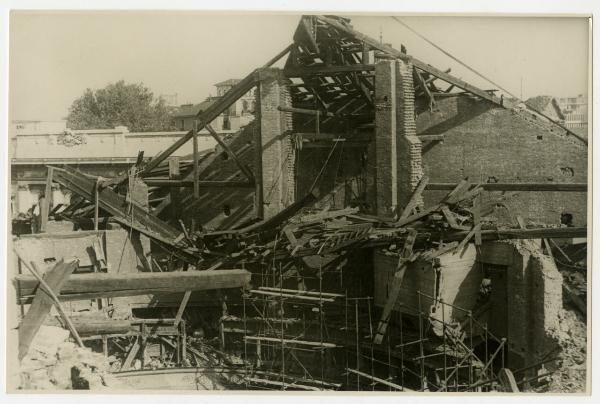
[372,58,423,217]
[396,59,423,209]
[373,60,398,217]
[257,68,295,219]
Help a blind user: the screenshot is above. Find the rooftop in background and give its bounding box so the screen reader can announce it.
[170,97,219,119]
[214,79,241,87]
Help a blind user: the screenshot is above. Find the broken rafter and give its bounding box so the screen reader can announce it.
[315,15,503,107]
[51,166,198,261]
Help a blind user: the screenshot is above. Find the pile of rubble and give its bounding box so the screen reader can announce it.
[18,325,122,390]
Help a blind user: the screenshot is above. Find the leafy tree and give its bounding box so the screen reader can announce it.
[66,80,176,132]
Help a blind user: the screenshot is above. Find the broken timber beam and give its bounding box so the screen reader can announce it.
[315,15,503,106]
[18,258,80,360]
[51,166,198,260]
[15,269,251,300]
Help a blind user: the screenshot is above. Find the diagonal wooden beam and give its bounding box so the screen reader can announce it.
[17,258,80,360]
[137,69,259,177]
[205,124,254,181]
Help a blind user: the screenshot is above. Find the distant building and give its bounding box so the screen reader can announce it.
[556,94,588,130]
[171,79,256,132]
[525,96,565,123]
[10,125,218,218]
[12,120,67,133]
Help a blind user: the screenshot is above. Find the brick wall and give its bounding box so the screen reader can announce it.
[258,68,295,218]
[417,96,588,226]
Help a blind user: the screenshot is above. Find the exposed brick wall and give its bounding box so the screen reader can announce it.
[417,96,587,226]
[373,60,398,216]
[258,68,295,219]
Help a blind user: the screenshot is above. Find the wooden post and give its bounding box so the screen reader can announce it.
[17,258,80,360]
[94,178,100,231]
[168,156,181,220]
[39,167,53,232]
[192,120,199,233]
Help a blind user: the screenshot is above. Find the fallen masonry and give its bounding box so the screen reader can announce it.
[10,14,587,393]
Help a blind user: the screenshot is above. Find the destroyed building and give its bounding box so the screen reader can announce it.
[10,15,588,393]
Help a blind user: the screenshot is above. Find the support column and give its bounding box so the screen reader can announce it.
[395,59,423,209]
[373,59,398,217]
[371,58,423,217]
[257,68,295,219]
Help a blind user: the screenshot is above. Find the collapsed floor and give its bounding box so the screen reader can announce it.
[10,14,588,393]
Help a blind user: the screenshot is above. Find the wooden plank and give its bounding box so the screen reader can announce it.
[121,338,141,370]
[373,261,409,344]
[442,178,471,205]
[473,194,482,246]
[248,289,336,302]
[244,336,337,348]
[15,269,252,297]
[454,223,482,255]
[399,175,429,220]
[39,167,53,232]
[346,368,413,391]
[18,259,79,360]
[174,291,192,326]
[498,368,520,392]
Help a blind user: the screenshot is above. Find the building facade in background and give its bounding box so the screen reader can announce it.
[171,79,256,132]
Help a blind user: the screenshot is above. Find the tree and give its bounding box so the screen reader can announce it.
[66,80,177,132]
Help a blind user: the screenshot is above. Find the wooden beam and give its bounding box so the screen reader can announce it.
[121,338,141,370]
[15,269,252,298]
[398,175,429,220]
[284,64,375,77]
[278,105,336,117]
[51,166,196,259]
[139,69,259,177]
[498,368,520,392]
[39,167,53,232]
[426,183,587,192]
[315,15,503,106]
[143,179,255,188]
[205,124,254,181]
[263,43,295,68]
[17,258,79,360]
[417,134,445,142]
[346,368,413,391]
[244,336,338,348]
[373,261,408,344]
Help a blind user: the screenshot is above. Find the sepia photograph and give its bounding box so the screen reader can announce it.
[3,6,593,395]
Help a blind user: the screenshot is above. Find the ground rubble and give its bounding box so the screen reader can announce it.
[18,325,123,390]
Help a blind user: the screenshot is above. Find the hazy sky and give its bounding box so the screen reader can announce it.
[9,12,589,121]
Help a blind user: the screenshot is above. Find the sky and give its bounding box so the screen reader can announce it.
[9,12,590,122]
